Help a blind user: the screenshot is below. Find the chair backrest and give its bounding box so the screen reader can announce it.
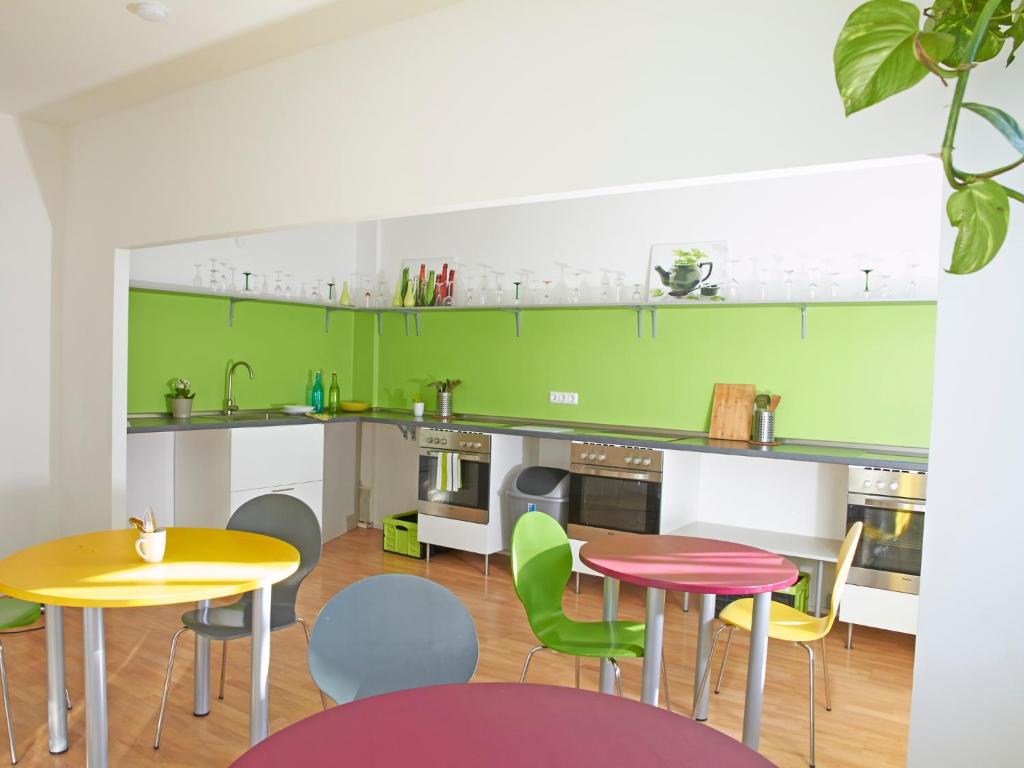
[825,521,863,632]
[307,574,478,705]
[228,494,322,623]
[0,598,40,630]
[510,512,572,634]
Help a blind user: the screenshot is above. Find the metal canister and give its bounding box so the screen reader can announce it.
[437,391,453,419]
[751,408,775,444]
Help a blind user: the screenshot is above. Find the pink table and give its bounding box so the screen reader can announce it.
[581,533,798,750]
[230,683,774,767]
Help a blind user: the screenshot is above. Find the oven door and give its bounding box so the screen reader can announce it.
[846,494,925,594]
[568,465,661,536]
[418,450,490,524]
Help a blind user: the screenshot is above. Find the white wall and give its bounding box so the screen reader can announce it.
[0,114,63,556]
[130,220,360,297]
[374,157,942,303]
[907,67,1024,766]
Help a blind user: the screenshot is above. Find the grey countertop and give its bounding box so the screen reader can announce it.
[127,408,928,471]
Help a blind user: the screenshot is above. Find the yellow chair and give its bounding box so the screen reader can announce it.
[694,522,862,768]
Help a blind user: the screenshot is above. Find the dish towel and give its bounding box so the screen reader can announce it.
[435,452,463,492]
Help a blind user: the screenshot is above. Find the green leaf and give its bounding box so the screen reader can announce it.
[946,180,1010,274]
[933,13,1006,65]
[1008,17,1023,65]
[834,0,955,116]
[962,102,1024,154]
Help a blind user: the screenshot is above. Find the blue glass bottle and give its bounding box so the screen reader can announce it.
[311,370,324,414]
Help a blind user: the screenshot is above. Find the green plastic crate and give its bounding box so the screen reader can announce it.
[383,511,425,559]
[715,571,810,615]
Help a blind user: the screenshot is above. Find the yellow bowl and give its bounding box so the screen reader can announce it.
[340,401,371,412]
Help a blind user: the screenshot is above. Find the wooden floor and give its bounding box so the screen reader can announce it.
[1,528,914,767]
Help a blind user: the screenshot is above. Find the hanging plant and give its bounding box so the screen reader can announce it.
[834,0,1023,274]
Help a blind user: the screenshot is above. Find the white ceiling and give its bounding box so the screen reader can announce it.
[0,0,464,125]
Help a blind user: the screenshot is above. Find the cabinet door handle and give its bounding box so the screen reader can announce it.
[271,487,296,493]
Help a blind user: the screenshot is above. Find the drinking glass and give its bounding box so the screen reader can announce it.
[879,272,893,298]
[241,271,254,295]
[632,283,643,302]
[192,264,204,288]
[784,268,796,301]
[218,262,232,291]
[829,271,842,298]
[207,258,221,292]
[273,271,284,297]
[861,268,874,298]
[512,281,523,304]
[492,271,505,305]
[283,274,294,299]
[541,279,553,304]
[227,267,238,293]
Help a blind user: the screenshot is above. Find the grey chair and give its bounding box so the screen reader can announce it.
[308,574,478,705]
[153,495,323,749]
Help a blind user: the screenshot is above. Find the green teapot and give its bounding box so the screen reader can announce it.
[653,248,713,297]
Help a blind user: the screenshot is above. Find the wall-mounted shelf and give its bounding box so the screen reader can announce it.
[129,281,935,340]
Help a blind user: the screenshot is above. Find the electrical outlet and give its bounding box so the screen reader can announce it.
[549,391,579,405]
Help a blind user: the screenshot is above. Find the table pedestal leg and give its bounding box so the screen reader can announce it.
[194,600,211,716]
[692,593,715,720]
[250,585,271,745]
[598,577,619,694]
[640,587,666,706]
[44,605,67,754]
[742,591,771,749]
[83,607,108,768]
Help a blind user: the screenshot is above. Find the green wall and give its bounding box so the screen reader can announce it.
[128,290,356,412]
[128,290,936,447]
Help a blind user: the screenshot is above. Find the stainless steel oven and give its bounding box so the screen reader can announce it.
[846,466,927,594]
[567,442,662,539]
[417,429,491,524]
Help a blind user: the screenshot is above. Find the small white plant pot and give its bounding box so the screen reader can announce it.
[170,398,194,419]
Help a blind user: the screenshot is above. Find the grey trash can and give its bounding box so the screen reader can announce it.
[507,466,571,528]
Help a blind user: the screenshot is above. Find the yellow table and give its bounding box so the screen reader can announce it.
[0,528,299,768]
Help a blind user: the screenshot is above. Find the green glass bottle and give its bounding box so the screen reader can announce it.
[311,371,324,414]
[328,372,341,416]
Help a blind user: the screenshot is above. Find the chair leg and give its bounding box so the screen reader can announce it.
[694,623,729,715]
[219,638,229,700]
[660,652,672,712]
[820,636,832,712]
[610,659,623,697]
[154,626,188,750]
[798,641,816,767]
[0,641,17,765]
[574,656,580,689]
[296,618,328,711]
[714,626,735,694]
[519,645,546,684]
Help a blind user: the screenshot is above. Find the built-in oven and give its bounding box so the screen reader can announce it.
[567,442,662,539]
[846,466,927,595]
[417,429,491,524]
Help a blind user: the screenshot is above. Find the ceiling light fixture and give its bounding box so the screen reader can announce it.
[127,2,169,23]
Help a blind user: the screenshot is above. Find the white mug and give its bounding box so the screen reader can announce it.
[135,529,167,563]
[413,402,425,417]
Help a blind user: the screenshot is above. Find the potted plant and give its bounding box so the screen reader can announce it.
[168,378,196,419]
[428,378,462,418]
[411,394,425,418]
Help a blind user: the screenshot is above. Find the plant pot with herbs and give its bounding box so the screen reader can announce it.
[168,378,196,419]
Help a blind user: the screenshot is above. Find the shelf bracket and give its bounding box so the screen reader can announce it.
[634,307,643,338]
[800,303,807,340]
[502,309,522,337]
[227,297,251,327]
[404,313,411,336]
[324,308,331,334]
[414,311,421,336]
[650,306,658,339]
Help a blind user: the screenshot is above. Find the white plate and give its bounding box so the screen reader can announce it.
[283,405,314,415]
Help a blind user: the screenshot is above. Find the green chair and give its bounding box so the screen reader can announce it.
[1,599,71,765]
[510,512,671,708]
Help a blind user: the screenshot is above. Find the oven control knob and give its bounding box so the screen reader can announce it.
[426,438,435,444]
[588,453,598,460]
[597,454,606,461]
[888,481,899,491]
[863,480,872,489]
[579,452,587,460]
[876,481,886,490]
[624,457,634,464]
[642,458,652,466]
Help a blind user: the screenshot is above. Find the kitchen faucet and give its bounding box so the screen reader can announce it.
[225,360,255,413]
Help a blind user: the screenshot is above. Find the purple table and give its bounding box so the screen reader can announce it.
[231,683,775,767]
[581,533,798,749]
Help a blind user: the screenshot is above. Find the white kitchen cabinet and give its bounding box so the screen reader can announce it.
[127,432,175,528]
[230,424,323,491]
[840,584,918,635]
[230,480,323,528]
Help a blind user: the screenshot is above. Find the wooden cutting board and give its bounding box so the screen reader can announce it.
[708,383,756,441]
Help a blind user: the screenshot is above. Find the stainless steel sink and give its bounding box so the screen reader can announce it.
[192,410,302,423]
